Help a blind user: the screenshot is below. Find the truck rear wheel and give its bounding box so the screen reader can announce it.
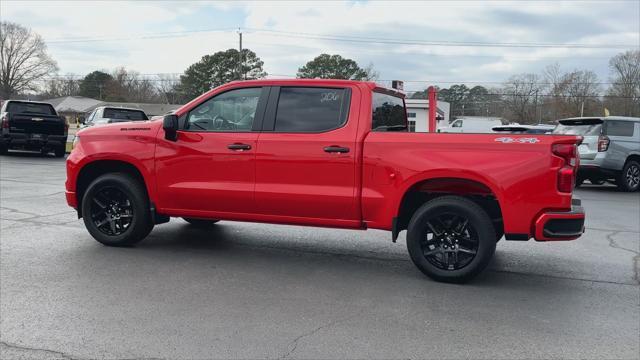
[406,196,496,283]
[81,173,153,246]
[183,218,219,227]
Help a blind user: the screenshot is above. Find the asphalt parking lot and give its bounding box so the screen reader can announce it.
[1,153,639,360]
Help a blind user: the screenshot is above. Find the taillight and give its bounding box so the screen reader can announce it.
[598,135,610,152]
[1,114,8,129]
[552,143,578,193]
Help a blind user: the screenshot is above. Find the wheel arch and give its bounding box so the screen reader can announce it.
[393,176,504,241]
[75,159,151,218]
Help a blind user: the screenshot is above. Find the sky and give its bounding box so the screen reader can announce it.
[1,0,639,92]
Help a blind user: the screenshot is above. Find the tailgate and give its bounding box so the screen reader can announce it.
[578,135,599,160]
[9,114,66,136]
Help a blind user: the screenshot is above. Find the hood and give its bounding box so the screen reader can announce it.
[77,118,162,137]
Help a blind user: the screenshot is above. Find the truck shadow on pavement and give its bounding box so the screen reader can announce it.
[79,220,609,291]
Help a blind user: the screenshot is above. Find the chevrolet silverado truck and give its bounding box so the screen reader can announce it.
[1,100,68,157]
[66,79,585,283]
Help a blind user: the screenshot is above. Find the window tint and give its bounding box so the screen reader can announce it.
[372,92,407,131]
[274,87,348,132]
[452,120,463,128]
[7,102,55,115]
[187,88,261,132]
[605,120,635,137]
[103,108,148,121]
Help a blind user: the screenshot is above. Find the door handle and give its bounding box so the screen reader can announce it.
[227,143,252,151]
[323,145,350,153]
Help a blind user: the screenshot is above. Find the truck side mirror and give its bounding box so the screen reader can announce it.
[163,114,179,141]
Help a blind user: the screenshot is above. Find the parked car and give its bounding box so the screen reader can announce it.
[553,116,640,191]
[66,79,585,283]
[492,124,555,134]
[0,100,68,157]
[440,117,503,133]
[83,106,149,127]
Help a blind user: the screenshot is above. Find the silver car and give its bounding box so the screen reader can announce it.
[553,116,640,191]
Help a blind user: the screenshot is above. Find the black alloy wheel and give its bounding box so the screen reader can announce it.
[407,196,496,283]
[420,213,479,271]
[81,173,153,246]
[90,186,134,236]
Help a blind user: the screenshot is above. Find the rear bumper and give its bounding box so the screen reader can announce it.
[533,199,585,241]
[578,165,618,180]
[1,133,67,149]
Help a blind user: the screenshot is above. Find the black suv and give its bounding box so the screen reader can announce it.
[0,100,68,157]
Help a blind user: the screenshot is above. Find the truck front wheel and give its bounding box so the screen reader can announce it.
[406,196,496,283]
[81,173,153,246]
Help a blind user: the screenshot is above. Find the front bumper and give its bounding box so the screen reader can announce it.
[533,199,585,241]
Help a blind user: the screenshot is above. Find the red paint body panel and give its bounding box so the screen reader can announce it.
[66,79,584,242]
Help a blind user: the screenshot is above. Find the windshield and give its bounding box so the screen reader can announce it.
[7,102,56,115]
[103,108,148,121]
[372,92,407,131]
[553,123,602,136]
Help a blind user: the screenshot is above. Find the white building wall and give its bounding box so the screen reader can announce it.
[405,99,450,132]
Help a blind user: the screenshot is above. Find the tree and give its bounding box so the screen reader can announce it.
[79,70,113,100]
[0,21,58,99]
[42,73,80,98]
[297,54,375,80]
[180,48,266,99]
[604,50,640,116]
[543,65,602,118]
[156,74,184,104]
[107,67,159,103]
[502,73,543,124]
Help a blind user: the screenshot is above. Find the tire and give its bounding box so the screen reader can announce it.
[575,177,584,188]
[0,145,7,155]
[81,173,153,246]
[617,160,640,192]
[183,218,219,227]
[406,195,496,283]
[54,145,66,158]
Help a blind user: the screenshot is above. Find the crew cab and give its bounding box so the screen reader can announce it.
[66,79,585,283]
[1,100,68,157]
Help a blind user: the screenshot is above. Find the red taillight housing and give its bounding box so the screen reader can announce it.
[598,135,610,152]
[553,143,579,193]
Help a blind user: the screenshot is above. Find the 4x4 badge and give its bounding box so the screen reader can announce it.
[495,137,540,144]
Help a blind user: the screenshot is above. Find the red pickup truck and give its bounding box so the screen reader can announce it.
[66,79,585,283]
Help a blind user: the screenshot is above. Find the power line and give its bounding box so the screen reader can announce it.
[245,28,637,50]
[44,26,637,49]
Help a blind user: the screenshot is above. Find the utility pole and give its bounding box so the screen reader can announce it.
[580,100,585,117]
[238,28,243,80]
[534,89,539,124]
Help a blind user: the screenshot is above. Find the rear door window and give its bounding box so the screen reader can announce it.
[273,87,350,132]
[605,120,635,137]
[372,92,407,131]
